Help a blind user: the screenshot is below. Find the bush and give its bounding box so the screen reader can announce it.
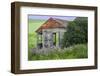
[28,33,37,48]
[28,44,88,60]
[62,17,88,47]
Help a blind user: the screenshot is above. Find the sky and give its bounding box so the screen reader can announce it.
[28,15,76,21]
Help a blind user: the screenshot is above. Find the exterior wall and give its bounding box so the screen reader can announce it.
[42,31,53,48]
[42,28,66,48]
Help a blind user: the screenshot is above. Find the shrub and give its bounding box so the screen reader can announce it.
[62,17,88,47]
[28,44,88,60]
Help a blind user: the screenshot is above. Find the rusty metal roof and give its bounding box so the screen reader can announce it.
[35,18,68,33]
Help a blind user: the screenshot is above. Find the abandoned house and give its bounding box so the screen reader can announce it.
[35,18,69,49]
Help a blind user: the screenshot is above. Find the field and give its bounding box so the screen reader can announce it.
[28,19,88,60]
[28,19,46,48]
[28,44,88,60]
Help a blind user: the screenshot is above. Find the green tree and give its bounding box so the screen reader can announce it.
[62,17,88,47]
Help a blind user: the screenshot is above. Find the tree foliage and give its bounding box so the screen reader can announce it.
[62,17,88,47]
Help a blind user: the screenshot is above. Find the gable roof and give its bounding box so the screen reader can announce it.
[36,18,68,33]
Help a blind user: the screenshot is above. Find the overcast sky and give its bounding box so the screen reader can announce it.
[28,15,76,21]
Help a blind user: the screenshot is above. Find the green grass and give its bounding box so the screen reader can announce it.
[28,44,88,60]
[28,19,46,33]
[28,19,46,48]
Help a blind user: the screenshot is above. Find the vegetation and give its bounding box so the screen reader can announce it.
[28,17,88,60]
[28,19,46,48]
[28,44,88,60]
[62,17,88,47]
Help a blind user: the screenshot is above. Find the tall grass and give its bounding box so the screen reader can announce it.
[28,44,88,60]
[28,33,37,48]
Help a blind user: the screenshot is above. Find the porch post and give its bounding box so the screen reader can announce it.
[37,33,39,48]
[42,30,44,48]
[41,33,42,48]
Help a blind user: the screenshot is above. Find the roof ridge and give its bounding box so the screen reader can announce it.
[35,17,67,33]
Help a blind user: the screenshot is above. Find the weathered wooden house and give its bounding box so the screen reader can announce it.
[35,18,69,49]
